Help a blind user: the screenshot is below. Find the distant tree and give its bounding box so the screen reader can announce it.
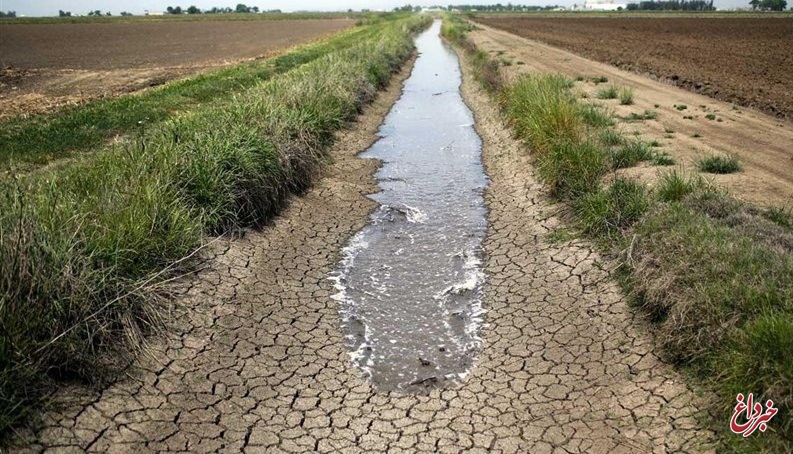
[759,0,787,9]
[120,11,133,16]
[187,5,200,14]
[105,11,112,16]
[0,10,16,17]
[252,6,259,12]
[166,6,183,14]
[59,9,72,17]
[621,0,715,10]
[236,3,251,13]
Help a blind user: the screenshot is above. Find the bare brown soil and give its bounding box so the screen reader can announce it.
[468,23,793,208]
[0,19,353,117]
[473,16,793,121]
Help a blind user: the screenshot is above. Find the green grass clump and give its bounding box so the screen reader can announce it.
[0,14,430,438]
[592,76,608,84]
[596,85,619,100]
[440,14,476,42]
[547,228,574,243]
[618,87,634,105]
[579,103,614,128]
[599,129,624,147]
[538,140,607,199]
[611,140,651,169]
[675,104,688,111]
[705,113,717,120]
[622,109,657,122]
[656,170,704,202]
[651,152,675,166]
[576,177,650,238]
[697,154,741,174]
[501,74,581,153]
[764,206,793,229]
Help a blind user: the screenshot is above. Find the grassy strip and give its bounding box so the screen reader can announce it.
[0,12,360,25]
[0,14,431,439]
[444,16,792,451]
[0,15,413,171]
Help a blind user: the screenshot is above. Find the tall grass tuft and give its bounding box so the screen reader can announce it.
[697,154,742,174]
[501,74,582,155]
[596,84,619,100]
[579,103,615,128]
[576,177,650,238]
[618,87,634,105]
[611,140,651,169]
[655,169,706,202]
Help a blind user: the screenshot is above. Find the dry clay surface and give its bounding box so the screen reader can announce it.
[469,24,793,208]
[16,51,715,453]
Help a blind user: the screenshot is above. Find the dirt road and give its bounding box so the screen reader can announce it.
[15,39,714,452]
[469,23,793,208]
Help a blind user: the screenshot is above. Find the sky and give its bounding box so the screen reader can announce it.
[0,0,754,16]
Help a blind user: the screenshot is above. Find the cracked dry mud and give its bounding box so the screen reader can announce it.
[16,42,715,453]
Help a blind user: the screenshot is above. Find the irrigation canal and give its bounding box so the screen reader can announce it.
[331,20,489,392]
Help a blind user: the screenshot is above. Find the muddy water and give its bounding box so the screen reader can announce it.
[330,21,488,392]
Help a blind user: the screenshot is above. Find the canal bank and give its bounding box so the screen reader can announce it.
[19,22,715,453]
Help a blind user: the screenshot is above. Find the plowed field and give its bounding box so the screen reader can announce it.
[472,16,793,120]
[0,18,353,117]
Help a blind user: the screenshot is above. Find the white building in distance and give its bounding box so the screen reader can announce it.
[583,0,629,10]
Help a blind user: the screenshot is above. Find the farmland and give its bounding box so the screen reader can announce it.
[444,14,793,451]
[0,18,354,118]
[471,15,793,120]
[2,9,792,453]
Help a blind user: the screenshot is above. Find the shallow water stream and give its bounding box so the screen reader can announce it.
[331,20,488,392]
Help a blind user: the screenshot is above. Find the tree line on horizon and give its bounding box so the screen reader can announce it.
[163,4,282,14]
[445,4,561,10]
[749,0,787,10]
[626,0,715,10]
